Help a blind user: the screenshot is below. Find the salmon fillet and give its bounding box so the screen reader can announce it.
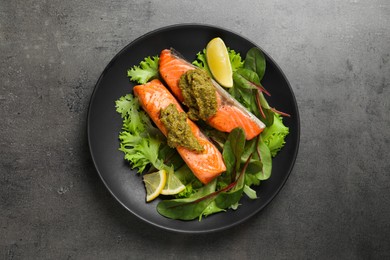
[133,79,226,184]
[159,49,265,140]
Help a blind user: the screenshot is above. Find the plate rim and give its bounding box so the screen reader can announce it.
[87,23,300,233]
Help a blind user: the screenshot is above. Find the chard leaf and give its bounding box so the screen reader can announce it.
[222,140,235,176]
[241,139,256,163]
[258,107,275,127]
[257,91,271,109]
[244,47,266,81]
[228,128,246,165]
[157,179,217,220]
[222,128,246,181]
[157,196,214,220]
[215,186,244,209]
[215,154,248,209]
[200,201,225,219]
[254,91,274,127]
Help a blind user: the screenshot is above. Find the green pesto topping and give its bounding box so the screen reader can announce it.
[179,68,218,121]
[160,104,204,152]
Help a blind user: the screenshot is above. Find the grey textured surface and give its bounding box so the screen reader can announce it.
[1,0,390,259]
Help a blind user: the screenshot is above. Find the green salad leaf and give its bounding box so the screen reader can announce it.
[244,47,266,81]
[261,114,289,157]
[156,128,249,220]
[127,56,159,84]
[192,49,211,75]
[157,179,218,220]
[192,48,244,74]
[228,48,245,72]
[117,44,291,221]
[115,93,165,172]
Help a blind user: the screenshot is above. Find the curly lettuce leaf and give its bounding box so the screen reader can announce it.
[192,48,244,75]
[228,48,244,72]
[115,93,164,173]
[261,114,289,157]
[192,49,211,74]
[127,56,159,84]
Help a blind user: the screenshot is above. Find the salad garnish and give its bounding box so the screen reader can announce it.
[115,38,290,220]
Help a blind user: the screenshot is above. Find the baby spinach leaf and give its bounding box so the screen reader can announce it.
[236,68,261,84]
[244,47,266,81]
[256,136,272,180]
[222,140,235,177]
[233,70,259,91]
[237,87,256,109]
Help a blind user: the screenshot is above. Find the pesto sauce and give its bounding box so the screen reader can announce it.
[179,69,218,121]
[160,104,204,152]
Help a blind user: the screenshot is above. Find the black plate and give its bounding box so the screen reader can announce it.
[87,24,300,233]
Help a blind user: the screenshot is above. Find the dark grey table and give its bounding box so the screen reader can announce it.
[1,1,389,259]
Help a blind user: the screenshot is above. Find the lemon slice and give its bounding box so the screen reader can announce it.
[161,170,186,195]
[206,37,233,88]
[143,169,167,202]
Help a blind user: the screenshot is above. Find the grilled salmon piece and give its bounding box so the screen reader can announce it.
[159,49,265,140]
[133,79,226,184]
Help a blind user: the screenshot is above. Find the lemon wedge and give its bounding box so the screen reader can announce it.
[143,169,167,202]
[161,170,186,195]
[206,37,233,88]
